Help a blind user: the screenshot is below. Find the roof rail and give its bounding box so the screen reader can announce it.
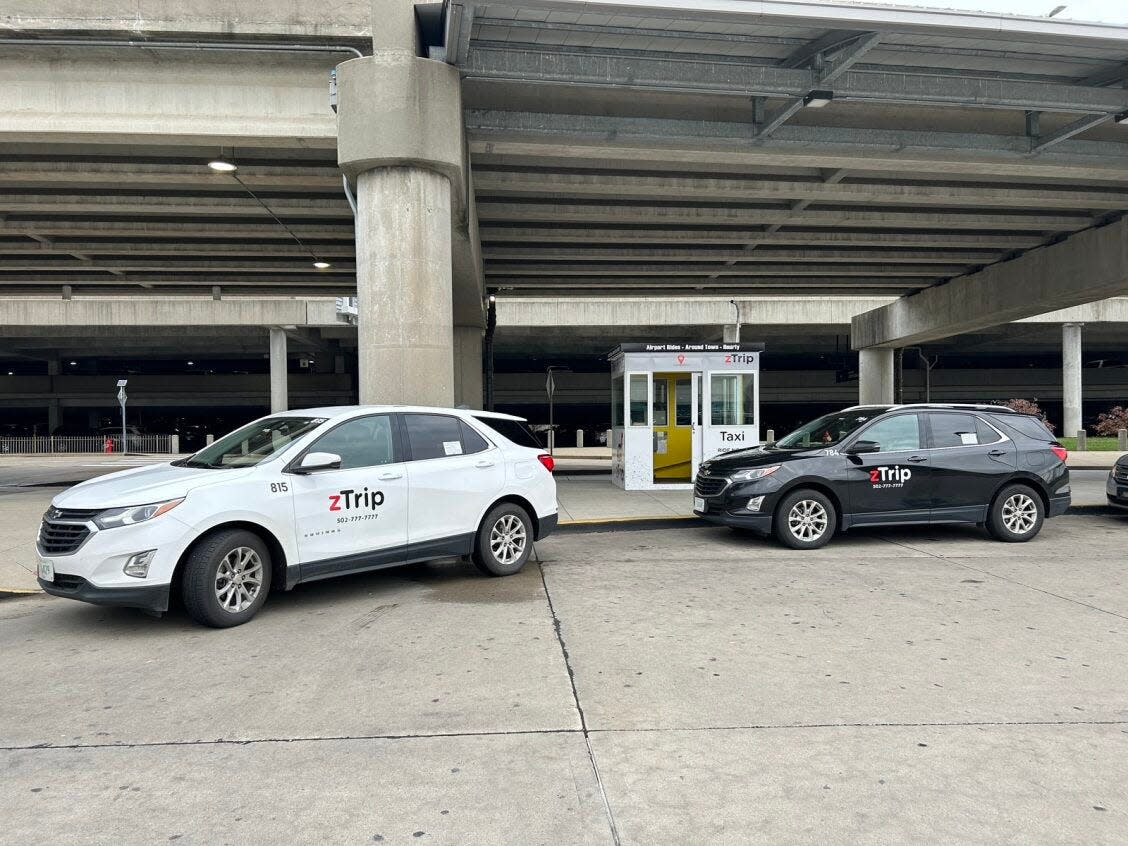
[893,403,1017,413]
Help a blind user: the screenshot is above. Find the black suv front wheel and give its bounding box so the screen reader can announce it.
[774,489,837,550]
[987,484,1044,542]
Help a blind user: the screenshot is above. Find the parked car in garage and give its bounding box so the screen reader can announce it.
[694,403,1070,549]
[1108,455,1128,511]
[36,407,558,627]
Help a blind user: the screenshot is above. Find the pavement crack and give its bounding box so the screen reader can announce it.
[882,536,1128,621]
[537,559,622,846]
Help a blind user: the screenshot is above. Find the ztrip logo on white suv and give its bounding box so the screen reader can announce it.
[36,407,558,628]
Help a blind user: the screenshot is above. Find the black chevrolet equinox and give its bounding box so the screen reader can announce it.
[693,404,1070,549]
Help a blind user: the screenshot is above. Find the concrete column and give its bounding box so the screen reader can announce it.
[47,399,60,434]
[453,325,484,409]
[1062,322,1083,437]
[723,324,740,343]
[269,327,288,413]
[858,348,896,405]
[354,167,454,406]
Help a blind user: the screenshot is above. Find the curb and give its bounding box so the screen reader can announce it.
[0,588,41,600]
[556,515,705,533]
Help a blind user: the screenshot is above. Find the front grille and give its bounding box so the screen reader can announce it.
[1115,465,1128,484]
[694,475,730,497]
[45,507,100,521]
[39,519,92,555]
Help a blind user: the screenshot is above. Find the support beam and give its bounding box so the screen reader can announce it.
[1033,114,1114,153]
[453,326,485,409]
[851,217,1128,349]
[1062,322,1083,437]
[269,327,288,413]
[859,348,895,405]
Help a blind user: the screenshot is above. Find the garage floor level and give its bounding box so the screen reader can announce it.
[3,516,1128,844]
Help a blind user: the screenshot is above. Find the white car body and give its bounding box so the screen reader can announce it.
[36,406,558,614]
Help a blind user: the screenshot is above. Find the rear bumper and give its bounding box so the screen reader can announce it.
[535,512,559,540]
[1048,493,1071,518]
[38,575,169,614]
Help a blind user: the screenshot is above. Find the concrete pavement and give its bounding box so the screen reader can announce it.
[3,516,1128,843]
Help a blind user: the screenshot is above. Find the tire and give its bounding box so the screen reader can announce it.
[773,489,837,550]
[987,484,1044,543]
[181,529,272,627]
[473,503,533,576]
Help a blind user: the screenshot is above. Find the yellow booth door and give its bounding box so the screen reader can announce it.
[652,373,693,482]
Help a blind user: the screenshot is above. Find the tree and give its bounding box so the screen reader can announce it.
[1094,406,1128,437]
[996,399,1055,433]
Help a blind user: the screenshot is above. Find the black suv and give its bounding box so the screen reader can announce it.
[693,404,1070,549]
[1109,455,1128,511]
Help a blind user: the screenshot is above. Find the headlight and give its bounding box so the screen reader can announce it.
[94,498,184,530]
[729,466,781,483]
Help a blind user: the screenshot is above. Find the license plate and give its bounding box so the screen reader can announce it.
[694,496,706,512]
[37,559,54,581]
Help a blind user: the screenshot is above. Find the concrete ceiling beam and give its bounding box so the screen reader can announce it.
[0,221,355,240]
[0,162,342,190]
[0,242,358,257]
[0,195,351,218]
[0,297,344,328]
[0,260,356,273]
[489,276,929,289]
[481,247,1000,263]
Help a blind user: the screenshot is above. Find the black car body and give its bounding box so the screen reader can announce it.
[694,404,1070,548]
[1109,455,1128,510]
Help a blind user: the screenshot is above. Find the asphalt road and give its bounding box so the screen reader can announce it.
[3,514,1127,844]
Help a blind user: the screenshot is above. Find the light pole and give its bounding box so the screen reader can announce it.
[116,379,128,453]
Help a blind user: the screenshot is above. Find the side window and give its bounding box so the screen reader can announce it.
[974,417,1002,445]
[405,414,466,461]
[309,415,396,470]
[460,420,490,455]
[858,414,921,452]
[928,412,983,449]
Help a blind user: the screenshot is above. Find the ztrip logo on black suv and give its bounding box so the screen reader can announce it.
[869,466,911,488]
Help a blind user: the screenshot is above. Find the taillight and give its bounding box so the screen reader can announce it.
[1050,444,1068,463]
[537,453,555,472]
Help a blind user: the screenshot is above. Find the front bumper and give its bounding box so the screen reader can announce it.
[697,511,773,534]
[1107,473,1128,510]
[38,574,169,614]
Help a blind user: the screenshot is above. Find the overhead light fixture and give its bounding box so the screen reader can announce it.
[803,90,834,108]
[1047,5,1067,16]
[69,360,77,366]
[1116,112,1128,125]
[208,159,238,173]
[187,360,194,366]
[313,260,331,269]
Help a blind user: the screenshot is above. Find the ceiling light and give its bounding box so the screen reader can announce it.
[69,360,77,365]
[803,90,834,108]
[1116,112,1128,125]
[187,361,194,366]
[313,260,331,269]
[208,160,238,173]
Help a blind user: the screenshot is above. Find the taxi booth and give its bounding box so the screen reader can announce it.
[609,342,764,490]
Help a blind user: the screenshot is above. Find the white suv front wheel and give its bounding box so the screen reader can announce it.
[181,529,272,627]
[473,504,533,576]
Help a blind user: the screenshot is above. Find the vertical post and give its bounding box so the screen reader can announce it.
[484,297,497,411]
[858,348,895,405]
[723,324,740,344]
[1062,322,1083,439]
[269,327,288,413]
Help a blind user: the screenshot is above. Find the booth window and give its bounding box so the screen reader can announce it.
[611,375,624,428]
[629,374,648,426]
[653,379,669,426]
[711,373,756,426]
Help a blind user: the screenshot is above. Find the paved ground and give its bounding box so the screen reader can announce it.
[3,512,1128,844]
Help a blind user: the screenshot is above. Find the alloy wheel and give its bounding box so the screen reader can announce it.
[788,499,828,542]
[490,514,527,566]
[214,546,264,613]
[1001,494,1038,535]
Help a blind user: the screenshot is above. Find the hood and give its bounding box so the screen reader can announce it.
[52,462,255,510]
[700,444,827,474]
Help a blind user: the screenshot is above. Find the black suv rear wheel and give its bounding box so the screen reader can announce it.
[987,484,1044,542]
[773,489,837,549]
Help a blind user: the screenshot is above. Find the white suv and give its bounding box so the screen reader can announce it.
[36,407,558,627]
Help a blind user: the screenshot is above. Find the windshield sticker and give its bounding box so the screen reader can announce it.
[869,466,912,489]
[443,441,463,456]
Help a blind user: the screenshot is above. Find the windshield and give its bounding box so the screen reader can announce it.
[775,409,886,449]
[178,416,327,469]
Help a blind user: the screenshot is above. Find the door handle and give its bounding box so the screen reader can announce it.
[377,471,403,480]
[907,455,927,463]
[988,449,1007,458]
[475,460,496,469]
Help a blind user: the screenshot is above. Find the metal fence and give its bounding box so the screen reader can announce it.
[0,434,177,455]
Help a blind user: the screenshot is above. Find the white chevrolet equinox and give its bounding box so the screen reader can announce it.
[36,407,558,627]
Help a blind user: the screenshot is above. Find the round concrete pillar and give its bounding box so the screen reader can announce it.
[858,348,895,405]
[1062,322,1083,437]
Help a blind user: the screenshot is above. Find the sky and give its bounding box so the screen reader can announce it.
[862,0,1128,24]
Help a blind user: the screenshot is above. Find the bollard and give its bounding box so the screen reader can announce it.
[604,428,612,447]
[1119,428,1127,451]
[547,429,555,454]
[169,434,180,455]
[205,433,215,445]
[576,429,584,448]
[766,428,775,444]
[1076,430,1087,452]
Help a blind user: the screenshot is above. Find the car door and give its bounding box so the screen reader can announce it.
[842,412,931,525]
[289,413,409,579]
[402,413,506,556]
[925,411,1017,523]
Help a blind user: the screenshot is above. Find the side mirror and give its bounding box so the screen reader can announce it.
[844,440,881,456]
[295,451,341,473]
